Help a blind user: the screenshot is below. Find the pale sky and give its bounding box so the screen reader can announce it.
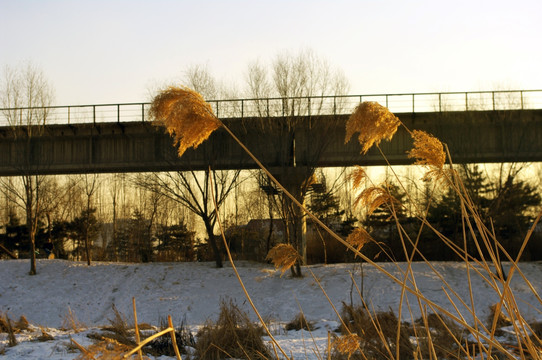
[1,0,541,106]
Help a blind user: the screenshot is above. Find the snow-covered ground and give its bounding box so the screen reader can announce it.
[1,259,541,359]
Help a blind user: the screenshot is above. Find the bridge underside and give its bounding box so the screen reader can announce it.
[0,109,540,176]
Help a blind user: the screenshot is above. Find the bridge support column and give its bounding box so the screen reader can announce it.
[272,166,313,267]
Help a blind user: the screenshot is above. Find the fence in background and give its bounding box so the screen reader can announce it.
[1,89,541,126]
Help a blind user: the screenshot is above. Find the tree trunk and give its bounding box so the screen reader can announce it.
[204,220,222,268]
[85,229,91,266]
[25,178,37,276]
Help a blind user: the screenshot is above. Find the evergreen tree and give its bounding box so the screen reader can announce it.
[128,210,153,263]
[363,182,410,261]
[489,176,541,259]
[70,208,99,261]
[155,222,195,261]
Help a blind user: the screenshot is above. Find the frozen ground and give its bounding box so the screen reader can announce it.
[1,259,541,359]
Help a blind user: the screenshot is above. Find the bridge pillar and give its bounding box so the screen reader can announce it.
[271,166,313,266]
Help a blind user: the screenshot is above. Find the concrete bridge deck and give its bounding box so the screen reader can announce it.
[0,90,541,176]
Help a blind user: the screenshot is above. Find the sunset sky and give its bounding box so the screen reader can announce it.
[1,0,541,105]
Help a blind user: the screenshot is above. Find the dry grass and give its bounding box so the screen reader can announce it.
[0,313,31,347]
[62,307,85,332]
[145,319,195,357]
[285,312,314,332]
[97,304,135,348]
[413,313,466,359]
[194,300,270,360]
[336,303,415,360]
[74,337,133,360]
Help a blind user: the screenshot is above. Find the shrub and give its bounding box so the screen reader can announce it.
[336,303,414,360]
[194,300,270,360]
[285,312,314,332]
[146,318,195,357]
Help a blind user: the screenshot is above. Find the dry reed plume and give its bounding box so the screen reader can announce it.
[407,129,446,169]
[345,101,401,154]
[332,333,361,358]
[149,86,221,157]
[353,185,400,215]
[345,227,372,254]
[266,243,301,276]
[350,166,367,190]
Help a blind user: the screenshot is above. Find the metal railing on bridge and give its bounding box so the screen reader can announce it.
[1,89,541,126]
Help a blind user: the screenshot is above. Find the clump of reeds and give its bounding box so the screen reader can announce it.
[61,307,85,333]
[74,337,132,360]
[285,312,314,332]
[194,300,270,360]
[0,314,17,347]
[334,303,414,360]
[487,303,513,330]
[100,304,134,347]
[0,313,31,347]
[413,312,465,359]
[72,299,184,360]
[37,327,54,342]
[146,318,195,357]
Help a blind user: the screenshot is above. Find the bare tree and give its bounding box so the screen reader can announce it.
[244,49,350,275]
[80,174,99,265]
[0,63,54,275]
[136,169,241,268]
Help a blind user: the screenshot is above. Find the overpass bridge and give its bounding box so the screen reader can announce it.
[0,90,541,176]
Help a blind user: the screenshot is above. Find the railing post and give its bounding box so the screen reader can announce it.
[465,92,468,111]
[215,102,219,118]
[439,93,442,112]
[492,91,495,111]
[333,96,337,116]
[521,91,524,109]
[142,103,145,122]
[117,104,120,122]
[412,94,415,113]
[68,106,71,124]
[386,95,389,108]
[266,98,269,118]
[308,97,311,117]
[241,99,244,118]
[93,105,96,124]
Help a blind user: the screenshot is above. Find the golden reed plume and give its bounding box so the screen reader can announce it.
[345,101,401,154]
[350,166,367,190]
[266,244,300,276]
[407,130,446,169]
[346,227,373,253]
[332,334,361,357]
[149,86,221,157]
[353,186,400,215]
